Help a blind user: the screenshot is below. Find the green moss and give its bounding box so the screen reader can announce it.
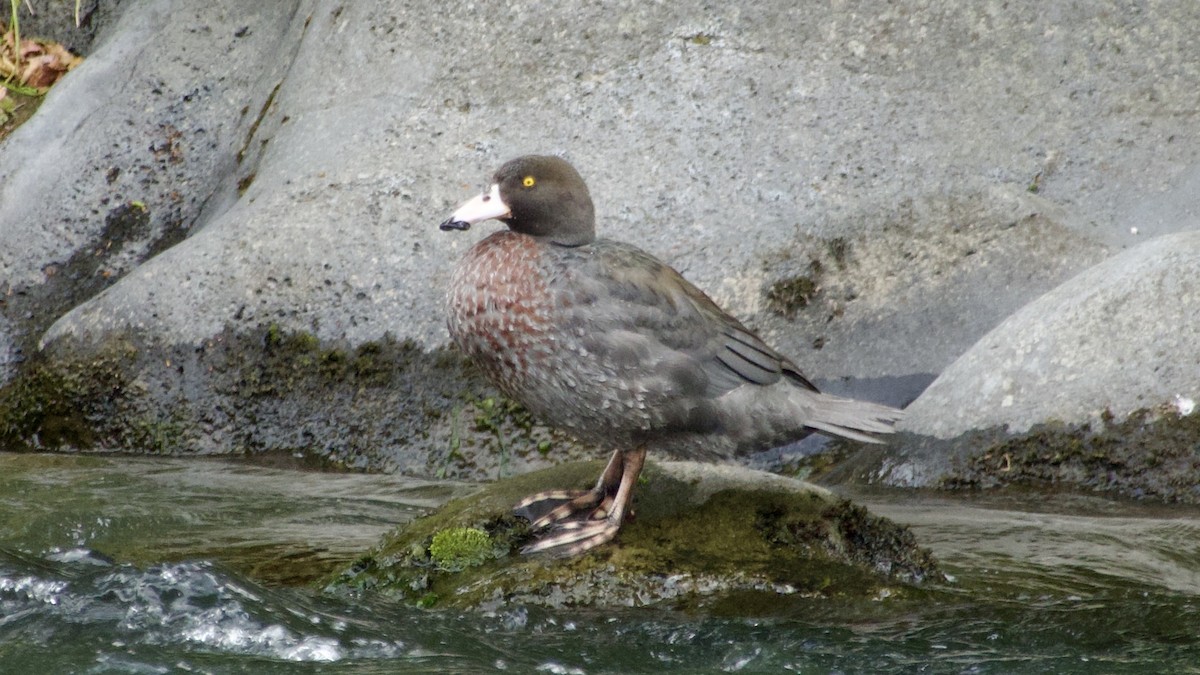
[330,462,942,610]
[942,407,1200,502]
[4,320,580,483]
[766,260,823,319]
[350,341,394,385]
[124,413,189,454]
[433,391,567,480]
[826,237,850,268]
[0,322,589,475]
[212,324,558,474]
[0,338,136,450]
[429,527,492,571]
[237,323,421,399]
[473,395,539,435]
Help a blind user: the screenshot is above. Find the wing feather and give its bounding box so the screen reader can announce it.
[569,240,817,400]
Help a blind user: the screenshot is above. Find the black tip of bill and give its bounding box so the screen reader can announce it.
[439,218,471,231]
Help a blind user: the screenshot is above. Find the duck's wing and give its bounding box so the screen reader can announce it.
[564,240,818,400]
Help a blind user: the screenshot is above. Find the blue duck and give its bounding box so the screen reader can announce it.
[440,155,902,557]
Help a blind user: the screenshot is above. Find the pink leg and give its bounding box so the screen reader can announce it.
[513,448,624,529]
[520,446,647,557]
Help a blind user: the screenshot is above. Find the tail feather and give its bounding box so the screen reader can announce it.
[805,395,904,444]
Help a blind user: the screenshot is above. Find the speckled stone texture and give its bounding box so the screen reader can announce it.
[903,230,1200,439]
[1,0,1197,477]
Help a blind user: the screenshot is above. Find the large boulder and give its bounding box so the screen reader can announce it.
[1,0,303,375]
[2,0,1198,478]
[903,230,1200,440]
[844,229,1200,494]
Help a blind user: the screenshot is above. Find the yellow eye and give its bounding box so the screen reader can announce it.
[522,176,536,188]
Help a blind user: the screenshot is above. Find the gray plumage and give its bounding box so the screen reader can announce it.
[440,154,902,556]
[449,232,902,461]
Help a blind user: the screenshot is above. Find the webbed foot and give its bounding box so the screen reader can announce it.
[515,446,646,557]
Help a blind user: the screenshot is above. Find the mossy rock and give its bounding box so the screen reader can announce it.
[939,406,1200,501]
[0,324,588,477]
[330,461,943,612]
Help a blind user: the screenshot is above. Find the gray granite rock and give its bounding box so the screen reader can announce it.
[24,1,1200,366]
[1,0,302,375]
[8,0,129,54]
[2,0,1198,476]
[901,229,1200,439]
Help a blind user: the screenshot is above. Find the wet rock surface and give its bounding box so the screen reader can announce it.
[332,461,942,611]
[848,231,1200,491]
[0,324,591,478]
[846,405,1200,503]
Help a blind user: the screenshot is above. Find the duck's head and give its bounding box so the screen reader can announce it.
[439,155,596,247]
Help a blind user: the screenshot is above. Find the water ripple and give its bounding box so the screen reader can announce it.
[6,455,1200,673]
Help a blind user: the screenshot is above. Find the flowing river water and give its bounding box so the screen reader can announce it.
[2,452,1199,673]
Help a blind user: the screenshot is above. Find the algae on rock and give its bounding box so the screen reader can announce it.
[331,460,942,611]
[0,323,591,477]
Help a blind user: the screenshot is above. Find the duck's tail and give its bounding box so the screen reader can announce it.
[803,394,904,444]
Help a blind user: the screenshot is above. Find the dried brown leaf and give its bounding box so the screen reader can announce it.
[23,56,58,88]
[0,25,83,88]
[43,41,82,69]
[19,38,44,60]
